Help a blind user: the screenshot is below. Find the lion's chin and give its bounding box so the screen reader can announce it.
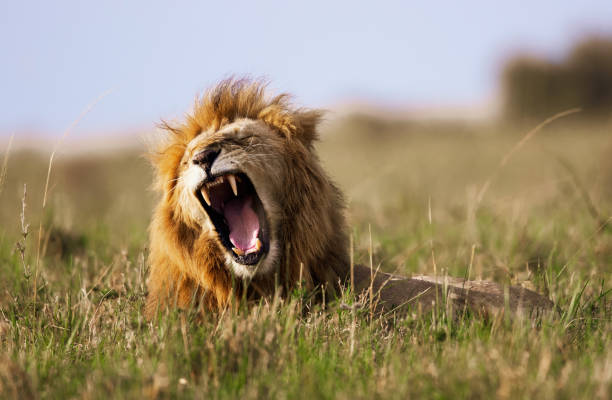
[195,171,271,270]
[223,252,264,278]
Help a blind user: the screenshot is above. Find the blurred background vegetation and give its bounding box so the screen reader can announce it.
[503,36,612,122]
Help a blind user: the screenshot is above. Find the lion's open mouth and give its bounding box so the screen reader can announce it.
[196,173,269,266]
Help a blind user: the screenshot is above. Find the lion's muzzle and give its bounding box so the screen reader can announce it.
[194,161,269,267]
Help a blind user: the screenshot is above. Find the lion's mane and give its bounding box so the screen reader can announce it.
[145,79,349,317]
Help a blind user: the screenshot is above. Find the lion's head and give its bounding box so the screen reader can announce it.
[146,79,349,315]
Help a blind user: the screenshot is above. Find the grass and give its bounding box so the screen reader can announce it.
[0,116,610,399]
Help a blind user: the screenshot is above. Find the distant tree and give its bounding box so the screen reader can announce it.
[502,36,612,122]
[567,37,612,116]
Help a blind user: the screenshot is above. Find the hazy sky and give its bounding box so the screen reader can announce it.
[2,1,611,135]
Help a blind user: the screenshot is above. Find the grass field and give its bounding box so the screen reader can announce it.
[0,115,610,399]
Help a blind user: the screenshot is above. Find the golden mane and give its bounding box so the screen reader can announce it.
[150,79,322,193]
[145,78,347,317]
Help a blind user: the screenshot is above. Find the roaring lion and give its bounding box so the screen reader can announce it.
[145,79,553,319]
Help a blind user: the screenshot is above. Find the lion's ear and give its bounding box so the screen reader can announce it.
[294,109,324,149]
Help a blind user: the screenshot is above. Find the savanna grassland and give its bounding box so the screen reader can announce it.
[0,115,610,399]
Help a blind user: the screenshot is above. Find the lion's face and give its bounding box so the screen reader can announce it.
[175,118,289,278]
[147,80,349,315]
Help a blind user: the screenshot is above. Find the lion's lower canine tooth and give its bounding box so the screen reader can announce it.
[245,239,262,255]
[200,188,211,206]
[228,174,238,196]
[232,247,244,256]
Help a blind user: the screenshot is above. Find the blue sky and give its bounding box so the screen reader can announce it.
[1,1,611,135]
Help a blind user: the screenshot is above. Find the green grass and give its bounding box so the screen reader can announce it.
[0,117,610,399]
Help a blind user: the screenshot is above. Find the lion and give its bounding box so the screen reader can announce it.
[145,79,553,319]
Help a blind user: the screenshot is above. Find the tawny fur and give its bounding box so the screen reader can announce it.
[145,79,349,317]
[145,78,553,319]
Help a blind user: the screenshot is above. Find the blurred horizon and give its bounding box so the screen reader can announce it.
[2,1,612,138]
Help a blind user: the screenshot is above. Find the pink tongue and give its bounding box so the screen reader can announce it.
[224,195,260,251]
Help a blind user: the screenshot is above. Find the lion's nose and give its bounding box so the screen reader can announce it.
[193,148,220,167]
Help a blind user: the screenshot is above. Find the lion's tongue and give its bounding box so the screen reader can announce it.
[224,195,259,252]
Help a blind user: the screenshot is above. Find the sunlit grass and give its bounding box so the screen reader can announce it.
[0,118,610,398]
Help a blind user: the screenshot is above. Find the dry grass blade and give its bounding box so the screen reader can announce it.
[42,89,113,208]
[15,184,30,278]
[0,134,14,198]
[476,108,581,205]
[349,234,356,356]
[428,196,439,323]
[555,216,612,280]
[368,224,374,323]
[557,156,610,232]
[34,89,113,304]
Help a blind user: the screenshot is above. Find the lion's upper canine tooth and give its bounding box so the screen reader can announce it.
[200,187,211,206]
[228,174,238,196]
